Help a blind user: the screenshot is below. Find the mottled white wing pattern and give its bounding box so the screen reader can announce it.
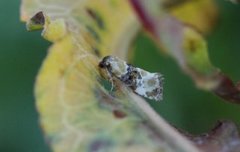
[99,56,164,101]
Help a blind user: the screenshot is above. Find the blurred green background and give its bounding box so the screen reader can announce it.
[0,0,239,152]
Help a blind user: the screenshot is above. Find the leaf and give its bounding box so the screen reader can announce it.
[130,0,240,104]
[168,0,218,34]
[21,0,200,152]
[20,0,240,152]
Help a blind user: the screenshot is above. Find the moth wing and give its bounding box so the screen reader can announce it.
[134,72,163,101]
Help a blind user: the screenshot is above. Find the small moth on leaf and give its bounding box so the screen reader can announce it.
[99,56,164,101]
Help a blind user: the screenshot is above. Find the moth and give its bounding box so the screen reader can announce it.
[99,56,164,101]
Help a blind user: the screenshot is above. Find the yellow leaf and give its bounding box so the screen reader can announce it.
[169,0,218,33]
[21,0,200,152]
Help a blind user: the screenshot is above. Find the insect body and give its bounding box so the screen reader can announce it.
[99,56,164,101]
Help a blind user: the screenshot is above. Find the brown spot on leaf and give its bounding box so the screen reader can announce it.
[113,110,127,119]
[92,47,101,57]
[86,8,105,30]
[31,11,45,26]
[188,39,197,53]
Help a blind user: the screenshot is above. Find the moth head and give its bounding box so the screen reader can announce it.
[98,56,112,69]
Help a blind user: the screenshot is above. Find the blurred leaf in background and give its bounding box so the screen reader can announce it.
[133,0,240,133]
[0,0,240,152]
